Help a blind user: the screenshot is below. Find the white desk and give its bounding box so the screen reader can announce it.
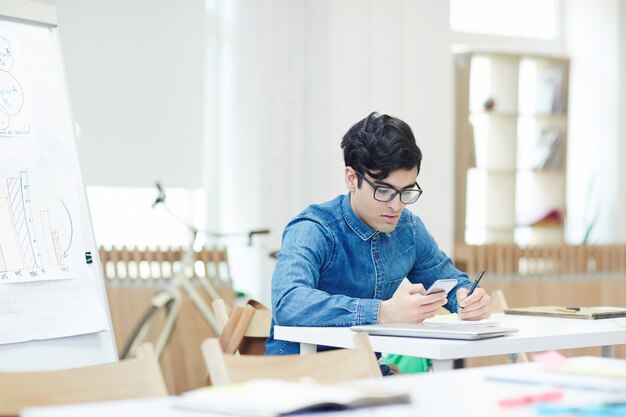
[274,313,626,370]
[21,357,626,417]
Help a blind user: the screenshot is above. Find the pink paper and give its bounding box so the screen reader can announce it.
[531,350,568,371]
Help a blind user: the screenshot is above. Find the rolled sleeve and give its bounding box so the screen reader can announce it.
[358,298,382,325]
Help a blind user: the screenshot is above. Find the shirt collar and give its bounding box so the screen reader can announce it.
[341,194,377,241]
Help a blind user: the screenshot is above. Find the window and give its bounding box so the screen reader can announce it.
[87,186,207,249]
[450,0,558,39]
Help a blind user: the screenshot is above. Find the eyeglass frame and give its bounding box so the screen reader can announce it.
[355,170,423,204]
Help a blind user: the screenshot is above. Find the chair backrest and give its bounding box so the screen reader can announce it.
[212,299,272,355]
[0,343,167,417]
[490,289,528,363]
[202,333,382,385]
[491,289,509,313]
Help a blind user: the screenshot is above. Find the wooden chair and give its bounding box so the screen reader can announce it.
[491,289,509,313]
[212,299,272,355]
[0,343,167,417]
[491,289,528,363]
[202,333,382,385]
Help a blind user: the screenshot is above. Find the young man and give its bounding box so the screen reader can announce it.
[266,112,491,355]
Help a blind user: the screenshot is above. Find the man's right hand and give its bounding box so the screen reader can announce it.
[377,283,447,324]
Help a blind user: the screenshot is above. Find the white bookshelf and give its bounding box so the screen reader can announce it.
[455,52,569,246]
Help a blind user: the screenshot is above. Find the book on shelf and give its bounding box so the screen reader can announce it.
[504,306,626,320]
[530,128,564,171]
[535,65,565,114]
[172,379,410,417]
[516,208,563,228]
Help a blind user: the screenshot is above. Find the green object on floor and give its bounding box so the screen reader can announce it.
[382,354,431,373]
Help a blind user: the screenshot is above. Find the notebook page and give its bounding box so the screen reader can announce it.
[424,313,499,327]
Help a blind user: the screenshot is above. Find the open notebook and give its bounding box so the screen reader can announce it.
[173,379,410,416]
[504,306,626,320]
[351,323,518,340]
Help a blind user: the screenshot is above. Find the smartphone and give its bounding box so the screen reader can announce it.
[424,278,458,295]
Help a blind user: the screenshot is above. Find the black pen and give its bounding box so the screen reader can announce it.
[458,269,485,311]
[467,269,486,297]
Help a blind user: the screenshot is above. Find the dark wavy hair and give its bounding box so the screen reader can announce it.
[340,112,422,184]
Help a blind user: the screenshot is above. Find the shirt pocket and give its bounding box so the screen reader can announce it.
[382,277,405,300]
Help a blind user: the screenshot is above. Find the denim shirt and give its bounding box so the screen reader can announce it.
[266,194,473,355]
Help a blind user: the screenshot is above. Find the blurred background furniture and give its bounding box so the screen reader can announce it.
[455,52,569,247]
[100,245,236,394]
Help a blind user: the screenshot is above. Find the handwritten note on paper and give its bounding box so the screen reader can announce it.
[0,167,110,344]
[0,31,33,136]
[0,168,87,284]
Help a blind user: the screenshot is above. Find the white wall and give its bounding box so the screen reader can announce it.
[562,0,621,243]
[327,0,455,255]
[48,0,206,188]
[207,0,455,302]
[207,0,455,247]
[618,1,626,242]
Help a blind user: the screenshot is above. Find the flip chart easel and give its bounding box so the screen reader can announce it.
[0,0,117,371]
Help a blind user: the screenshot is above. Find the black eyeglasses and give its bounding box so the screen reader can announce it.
[355,171,423,204]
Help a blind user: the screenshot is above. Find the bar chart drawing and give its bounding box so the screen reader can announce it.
[0,169,78,282]
[7,171,43,270]
[0,195,24,272]
[40,210,65,267]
